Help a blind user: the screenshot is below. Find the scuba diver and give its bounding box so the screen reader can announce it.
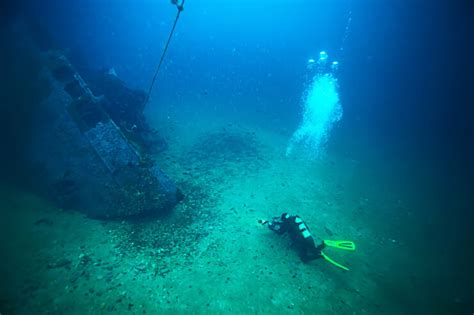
[259,213,355,271]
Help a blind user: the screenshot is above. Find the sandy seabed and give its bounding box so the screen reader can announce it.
[0,109,467,315]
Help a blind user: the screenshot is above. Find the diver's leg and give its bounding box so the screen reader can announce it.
[300,237,322,262]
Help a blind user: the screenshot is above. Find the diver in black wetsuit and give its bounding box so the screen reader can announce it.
[260,213,356,270]
[259,213,326,262]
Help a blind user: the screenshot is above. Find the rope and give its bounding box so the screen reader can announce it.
[143,0,185,108]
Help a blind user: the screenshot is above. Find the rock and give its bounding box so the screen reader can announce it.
[48,258,72,269]
[324,225,334,236]
[34,218,53,226]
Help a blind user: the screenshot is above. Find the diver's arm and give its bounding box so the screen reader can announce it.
[268,221,287,235]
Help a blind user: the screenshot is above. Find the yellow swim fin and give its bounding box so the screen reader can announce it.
[323,240,356,251]
[321,251,349,271]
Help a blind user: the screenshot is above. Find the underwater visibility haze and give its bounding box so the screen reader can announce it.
[0,0,472,314]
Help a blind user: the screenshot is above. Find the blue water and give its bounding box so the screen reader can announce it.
[24,1,468,160]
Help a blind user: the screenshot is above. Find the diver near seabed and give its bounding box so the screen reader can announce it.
[259,213,355,271]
